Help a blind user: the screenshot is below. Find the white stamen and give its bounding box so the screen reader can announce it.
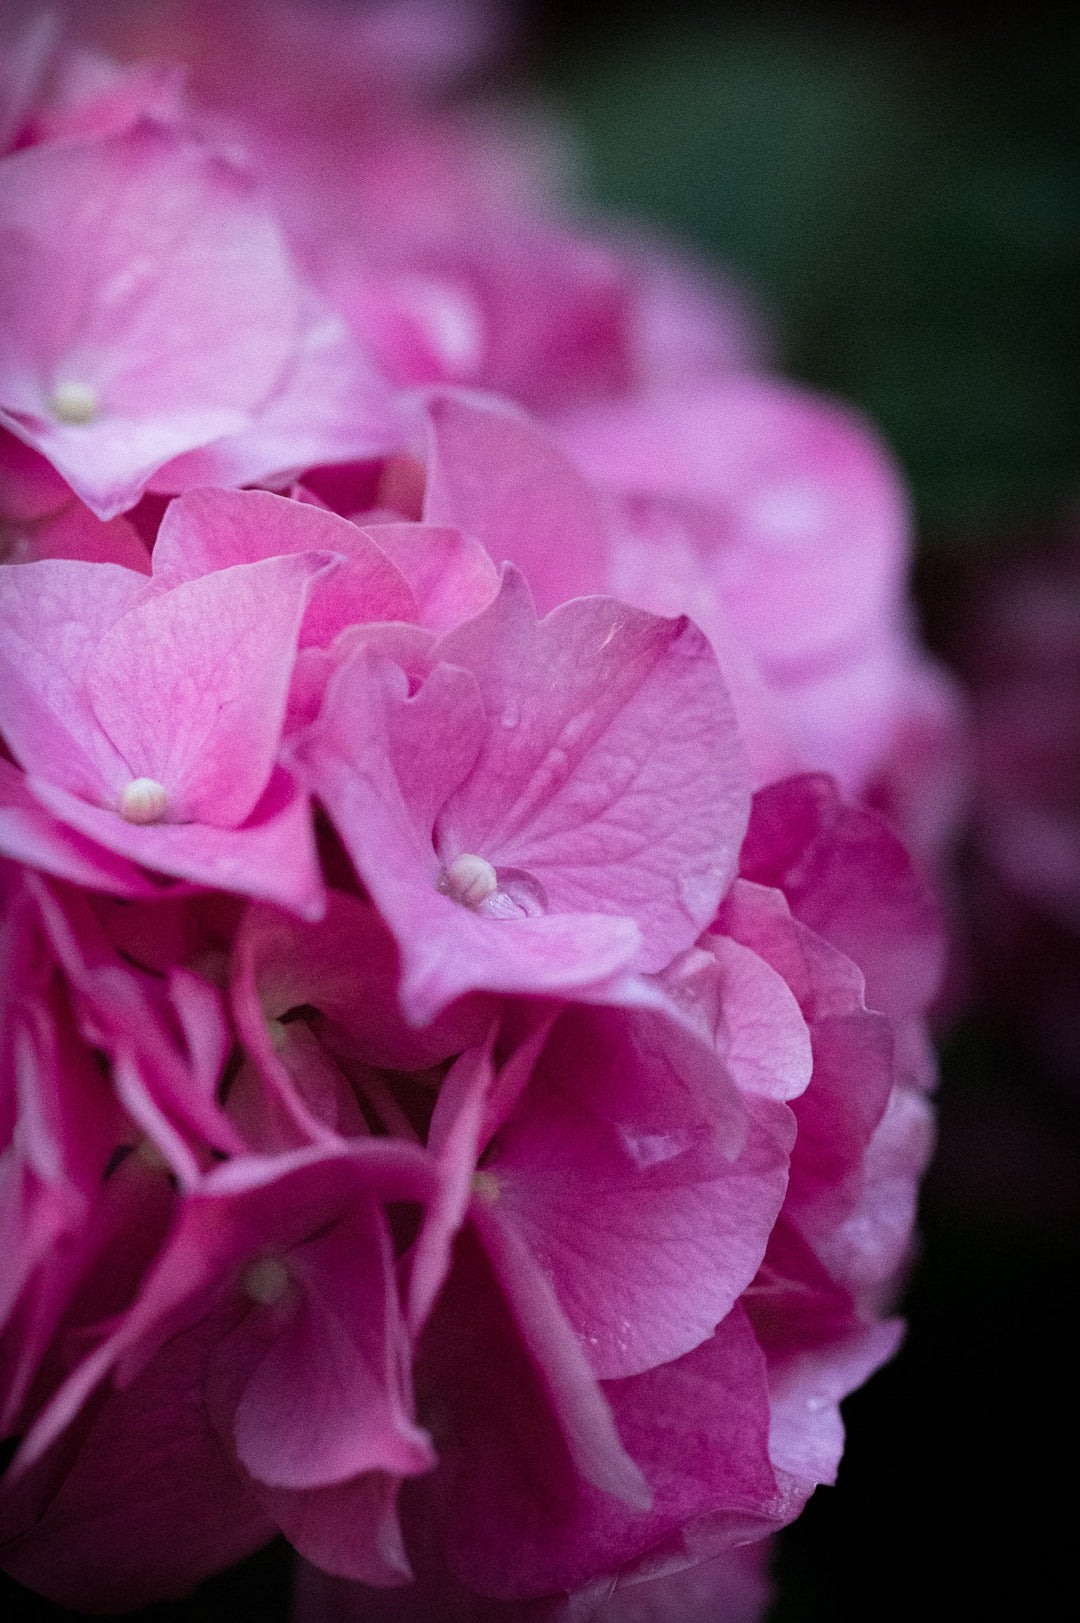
[438,852,498,908]
[118,777,168,825]
[49,381,99,425]
[242,1255,291,1305]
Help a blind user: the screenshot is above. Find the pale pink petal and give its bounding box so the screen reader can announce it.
[0,122,301,517]
[559,377,910,671]
[0,557,147,800]
[422,392,610,611]
[361,520,499,632]
[150,296,401,492]
[87,552,324,825]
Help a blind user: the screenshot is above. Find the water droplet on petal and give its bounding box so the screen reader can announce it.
[481,867,547,918]
[438,852,498,908]
[242,1255,291,1305]
[49,381,99,425]
[118,778,168,825]
[500,699,520,729]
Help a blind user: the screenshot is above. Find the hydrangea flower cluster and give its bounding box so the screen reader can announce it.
[1,4,953,1617]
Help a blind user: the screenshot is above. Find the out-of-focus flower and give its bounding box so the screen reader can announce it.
[0,4,957,1618]
[946,530,1080,1087]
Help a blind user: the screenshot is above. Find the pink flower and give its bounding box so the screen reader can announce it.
[421,385,965,866]
[298,567,750,1021]
[0,117,397,520]
[0,544,331,913]
[0,8,957,1618]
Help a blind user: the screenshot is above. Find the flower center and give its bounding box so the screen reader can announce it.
[242,1256,292,1305]
[118,778,168,825]
[471,1170,500,1202]
[437,852,498,908]
[49,382,99,425]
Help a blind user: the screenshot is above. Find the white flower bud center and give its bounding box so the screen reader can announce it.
[118,777,168,825]
[438,852,498,908]
[242,1255,291,1305]
[49,382,99,425]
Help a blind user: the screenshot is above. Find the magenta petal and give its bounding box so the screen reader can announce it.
[409,1037,498,1333]
[232,1206,434,1489]
[0,1306,274,1613]
[235,890,491,1077]
[22,500,151,571]
[258,1472,414,1585]
[16,1143,440,1474]
[473,1203,649,1511]
[432,1273,778,1601]
[739,774,945,1019]
[488,1005,792,1378]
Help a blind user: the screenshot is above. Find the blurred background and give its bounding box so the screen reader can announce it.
[3,1,1079,1618]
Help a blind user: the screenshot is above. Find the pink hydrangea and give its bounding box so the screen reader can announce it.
[0,6,956,1619]
[0,472,944,1616]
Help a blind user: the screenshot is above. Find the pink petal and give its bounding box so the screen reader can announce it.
[30,765,325,918]
[231,1205,434,1489]
[0,558,147,801]
[361,520,499,632]
[739,774,945,1018]
[152,486,418,644]
[0,122,303,517]
[0,758,159,896]
[0,1304,274,1613]
[437,570,750,971]
[422,392,610,611]
[149,295,401,493]
[86,552,324,825]
[304,655,640,1020]
[487,1004,792,1377]
[259,1472,413,1586]
[559,377,910,670]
